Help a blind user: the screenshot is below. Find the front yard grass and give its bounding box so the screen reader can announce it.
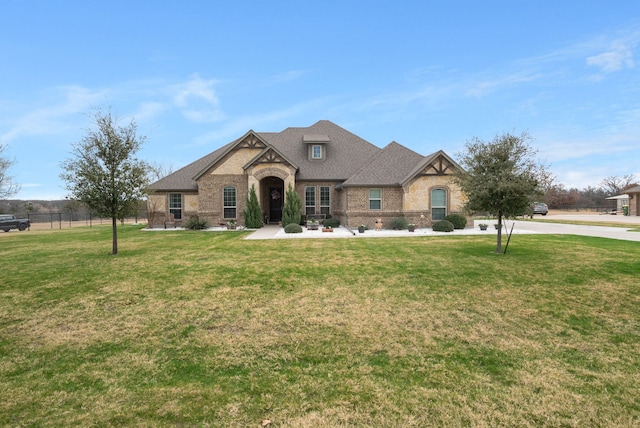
[1,226,639,427]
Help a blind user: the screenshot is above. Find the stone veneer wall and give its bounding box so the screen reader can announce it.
[344,177,471,229]
[345,187,404,228]
[147,192,198,226]
[196,174,248,226]
[630,193,639,216]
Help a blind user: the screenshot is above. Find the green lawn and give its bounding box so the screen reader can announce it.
[1,226,639,427]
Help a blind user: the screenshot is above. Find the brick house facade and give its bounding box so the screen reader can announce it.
[147,121,468,228]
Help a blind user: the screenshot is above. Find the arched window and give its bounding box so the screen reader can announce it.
[431,188,447,220]
[223,187,237,219]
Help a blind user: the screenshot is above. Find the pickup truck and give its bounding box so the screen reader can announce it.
[0,214,30,232]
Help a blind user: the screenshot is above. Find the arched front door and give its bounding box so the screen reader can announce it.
[262,176,284,223]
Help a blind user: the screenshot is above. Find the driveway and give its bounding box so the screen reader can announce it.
[246,215,640,242]
[507,214,640,243]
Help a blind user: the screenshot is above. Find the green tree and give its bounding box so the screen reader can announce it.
[454,132,551,253]
[281,183,302,226]
[243,184,262,228]
[0,143,20,199]
[60,109,150,255]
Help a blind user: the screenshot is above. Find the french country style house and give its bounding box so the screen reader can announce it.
[147,120,468,228]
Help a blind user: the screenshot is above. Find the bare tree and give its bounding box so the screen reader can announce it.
[600,174,637,196]
[0,143,20,199]
[148,161,174,183]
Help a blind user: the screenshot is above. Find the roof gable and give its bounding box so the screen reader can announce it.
[244,146,299,170]
[193,130,269,180]
[400,150,462,185]
[342,141,424,187]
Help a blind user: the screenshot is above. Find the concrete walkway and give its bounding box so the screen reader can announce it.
[243,225,282,240]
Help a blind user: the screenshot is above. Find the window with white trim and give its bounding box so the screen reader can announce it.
[311,145,322,159]
[305,186,316,215]
[169,193,182,219]
[369,189,382,210]
[223,186,237,219]
[320,186,330,215]
[431,188,447,220]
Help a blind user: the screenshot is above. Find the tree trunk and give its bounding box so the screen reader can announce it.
[495,210,503,254]
[111,216,118,255]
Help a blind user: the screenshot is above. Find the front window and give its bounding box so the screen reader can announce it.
[312,145,322,159]
[320,186,330,215]
[223,187,237,219]
[305,186,316,215]
[369,189,382,210]
[169,193,182,219]
[431,188,447,220]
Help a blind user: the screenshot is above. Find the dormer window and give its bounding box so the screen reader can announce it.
[304,134,330,161]
[312,144,322,159]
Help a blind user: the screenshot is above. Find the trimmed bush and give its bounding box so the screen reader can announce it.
[323,217,340,228]
[184,215,208,230]
[432,220,454,232]
[389,217,409,230]
[444,214,467,229]
[284,223,303,234]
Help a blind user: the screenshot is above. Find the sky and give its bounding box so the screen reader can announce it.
[1,1,639,200]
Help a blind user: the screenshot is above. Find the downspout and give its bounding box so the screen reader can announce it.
[345,186,349,227]
[343,186,356,235]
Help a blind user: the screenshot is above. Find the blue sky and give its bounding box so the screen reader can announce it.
[2,1,639,200]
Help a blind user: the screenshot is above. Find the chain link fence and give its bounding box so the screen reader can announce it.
[25,210,148,230]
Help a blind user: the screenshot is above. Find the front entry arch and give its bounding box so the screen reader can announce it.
[261,176,284,223]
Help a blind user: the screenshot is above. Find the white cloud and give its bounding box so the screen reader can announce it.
[465,70,544,98]
[171,74,225,123]
[587,42,634,73]
[0,86,108,142]
[173,74,220,107]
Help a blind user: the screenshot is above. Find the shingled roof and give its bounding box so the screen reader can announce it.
[341,141,425,187]
[148,120,434,191]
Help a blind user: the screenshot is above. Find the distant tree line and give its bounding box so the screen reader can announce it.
[544,174,638,210]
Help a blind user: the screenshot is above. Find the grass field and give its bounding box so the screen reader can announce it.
[1,226,639,427]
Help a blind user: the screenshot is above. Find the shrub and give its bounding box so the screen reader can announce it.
[432,220,454,232]
[284,223,303,234]
[243,184,262,228]
[184,215,208,230]
[388,217,409,230]
[282,184,302,226]
[323,217,340,228]
[444,214,467,229]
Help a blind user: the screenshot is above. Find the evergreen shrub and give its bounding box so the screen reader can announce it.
[323,217,340,228]
[184,215,208,230]
[282,184,302,227]
[243,184,262,228]
[284,223,303,233]
[444,214,467,229]
[432,220,454,232]
[389,217,409,230]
